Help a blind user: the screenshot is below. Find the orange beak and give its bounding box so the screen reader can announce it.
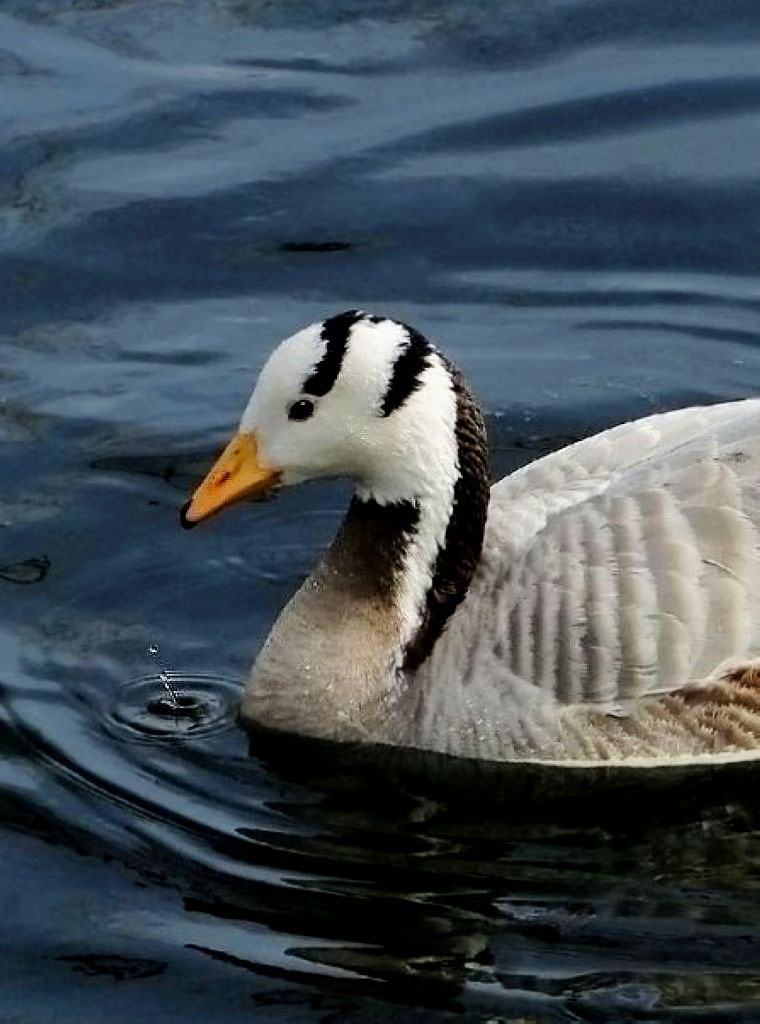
[180,431,281,528]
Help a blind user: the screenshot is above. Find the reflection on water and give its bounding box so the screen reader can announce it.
[3,0,760,1020]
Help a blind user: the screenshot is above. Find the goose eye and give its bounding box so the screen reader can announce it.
[288,399,315,422]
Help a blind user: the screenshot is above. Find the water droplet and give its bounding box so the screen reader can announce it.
[107,674,241,741]
[146,641,180,708]
[158,669,182,707]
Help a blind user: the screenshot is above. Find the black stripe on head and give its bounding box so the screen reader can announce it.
[302,309,363,397]
[381,325,433,417]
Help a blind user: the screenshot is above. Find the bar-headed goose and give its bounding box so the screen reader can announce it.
[182,311,760,767]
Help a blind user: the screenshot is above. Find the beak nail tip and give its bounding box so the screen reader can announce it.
[179,501,196,530]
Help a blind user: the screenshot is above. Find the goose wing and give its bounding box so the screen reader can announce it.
[478,400,760,706]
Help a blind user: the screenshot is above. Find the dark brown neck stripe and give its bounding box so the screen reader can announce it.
[328,496,421,599]
[403,363,489,671]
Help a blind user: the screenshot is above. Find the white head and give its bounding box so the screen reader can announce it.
[182,310,461,521]
[183,311,490,689]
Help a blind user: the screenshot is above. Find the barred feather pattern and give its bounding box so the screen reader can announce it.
[409,401,760,763]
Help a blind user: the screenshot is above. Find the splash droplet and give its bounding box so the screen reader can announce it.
[146,642,181,707]
[107,673,241,741]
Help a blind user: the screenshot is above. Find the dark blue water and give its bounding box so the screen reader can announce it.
[3,2,760,1020]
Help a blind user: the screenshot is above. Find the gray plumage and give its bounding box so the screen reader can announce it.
[412,400,760,763]
[185,312,760,766]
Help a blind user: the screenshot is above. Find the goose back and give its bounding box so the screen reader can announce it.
[412,400,760,760]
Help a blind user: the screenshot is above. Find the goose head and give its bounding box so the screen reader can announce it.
[182,309,471,523]
[182,310,489,734]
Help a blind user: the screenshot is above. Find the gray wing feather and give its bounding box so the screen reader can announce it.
[481,400,760,705]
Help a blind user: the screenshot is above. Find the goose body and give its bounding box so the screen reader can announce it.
[183,312,760,767]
